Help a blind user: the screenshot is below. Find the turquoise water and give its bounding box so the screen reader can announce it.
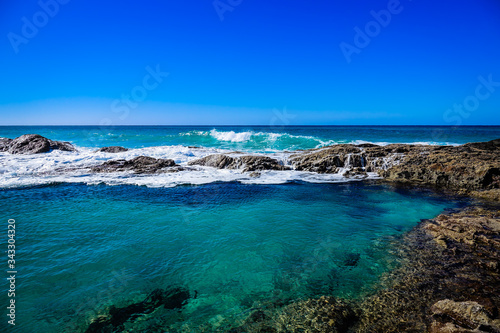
[0,126,490,331]
[0,182,468,332]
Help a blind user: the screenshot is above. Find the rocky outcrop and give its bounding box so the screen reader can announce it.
[289,144,417,175]
[288,139,500,198]
[1,134,77,154]
[0,137,13,152]
[91,156,177,174]
[95,146,129,153]
[86,287,191,333]
[188,154,289,172]
[355,208,500,332]
[185,139,499,194]
[429,300,500,332]
[189,154,235,169]
[379,139,500,192]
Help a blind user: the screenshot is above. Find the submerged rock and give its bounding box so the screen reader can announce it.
[3,134,77,154]
[95,146,129,153]
[86,287,190,333]
[275,296,358,333]
[91,156,177,174]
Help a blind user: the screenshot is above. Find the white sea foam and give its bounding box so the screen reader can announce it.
[0,143,383,189]
[181,129,338,147]
[209,129,253,142]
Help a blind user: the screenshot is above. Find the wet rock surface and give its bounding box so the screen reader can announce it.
[0,137,13,152]
[95,146,129,153]
[2,134,77,154]
[379,139,500,193]
[91,156,178,174]
[188,154,289,172]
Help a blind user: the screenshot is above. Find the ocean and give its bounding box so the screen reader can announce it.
[0,126,497,332]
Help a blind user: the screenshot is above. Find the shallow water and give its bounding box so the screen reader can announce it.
[0,181,468,332]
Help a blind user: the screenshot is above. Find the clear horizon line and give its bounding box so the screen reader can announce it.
[1,124,500,127]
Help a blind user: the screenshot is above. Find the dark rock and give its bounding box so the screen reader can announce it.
[86,287,190,333]
[96,146,129,153]
[188,154,289,172]
[290,145,361,173]
[0,137,12,152]
[357,143,380,148]
[91,156,177,174]
[188,154,235,169]
[378,140,500,192]
[8,134,51,154]
[49,139,77,152]
[463,138,500,151]
[343,253,360,267]
[5,134,77,154]
[238,155,289,172]
[430,299,495,330]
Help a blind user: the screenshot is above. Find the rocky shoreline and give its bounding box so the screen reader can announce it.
[2,134,500,332]
[1,134,498,201]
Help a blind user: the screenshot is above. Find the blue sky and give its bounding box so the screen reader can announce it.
[1,0,499,125]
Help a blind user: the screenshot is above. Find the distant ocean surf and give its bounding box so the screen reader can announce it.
[0,126,496,332]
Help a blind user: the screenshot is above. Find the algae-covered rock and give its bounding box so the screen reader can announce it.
[275,296,358,332]
[430,299,497,331]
